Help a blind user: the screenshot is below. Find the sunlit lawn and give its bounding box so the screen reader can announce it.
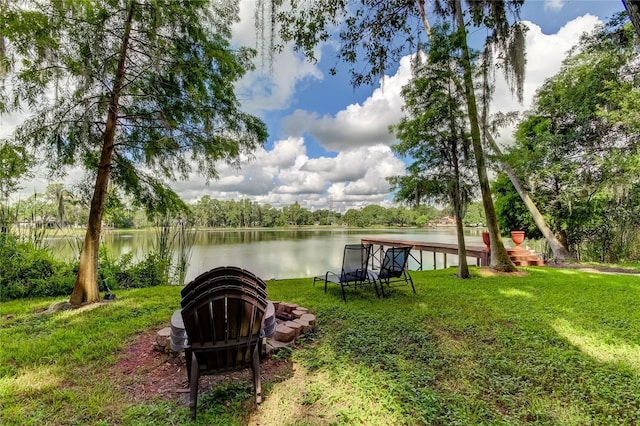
[2,267,640,425]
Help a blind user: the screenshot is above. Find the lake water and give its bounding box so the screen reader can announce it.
[44,227,490,282]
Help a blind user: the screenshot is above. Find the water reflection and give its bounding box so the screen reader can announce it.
[45,227,488,281]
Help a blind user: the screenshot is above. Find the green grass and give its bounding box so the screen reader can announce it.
[2,267,640,425]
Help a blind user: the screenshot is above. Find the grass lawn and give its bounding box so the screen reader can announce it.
[2,266,640,425]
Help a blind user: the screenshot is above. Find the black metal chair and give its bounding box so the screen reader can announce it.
[368,246,415,297]
[313,243,378,301]
[180,267,267,420]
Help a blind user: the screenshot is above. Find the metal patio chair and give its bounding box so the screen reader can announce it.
[313,243,378,301]
[368,246,415,297]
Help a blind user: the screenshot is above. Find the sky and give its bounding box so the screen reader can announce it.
[1,0,628,212]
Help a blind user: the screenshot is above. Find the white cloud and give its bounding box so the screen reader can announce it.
[281,55,414,152]
[0,111,27,140]
[232,1,324,114]
[544,0,565,12]
[172,138,405,211]
[14,165,86,202]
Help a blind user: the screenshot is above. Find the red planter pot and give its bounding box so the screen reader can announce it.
[510,230,525,247]
[482,231,490,251]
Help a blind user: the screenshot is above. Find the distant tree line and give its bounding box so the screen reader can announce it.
[7,186,489,230]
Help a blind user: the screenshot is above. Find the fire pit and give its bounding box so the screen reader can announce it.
[159,300,316,353]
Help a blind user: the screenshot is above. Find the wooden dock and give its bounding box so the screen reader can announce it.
[361,238,490,270]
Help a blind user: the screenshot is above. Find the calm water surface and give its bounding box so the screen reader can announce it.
[45,227,488,282]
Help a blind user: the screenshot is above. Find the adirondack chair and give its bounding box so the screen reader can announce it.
[182,266,267,299]
[181,266,267,308]
[180,268,268,420]
[313,243,377,301]
[368,246,415,296]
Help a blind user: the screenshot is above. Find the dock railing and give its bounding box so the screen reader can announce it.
[361,238,490,271]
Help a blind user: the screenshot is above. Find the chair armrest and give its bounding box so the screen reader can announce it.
[324,271,342,284]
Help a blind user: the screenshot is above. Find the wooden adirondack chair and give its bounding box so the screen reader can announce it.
[181,266,267,308]
[180,268,268,420]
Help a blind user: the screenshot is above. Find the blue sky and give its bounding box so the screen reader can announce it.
[3,0,628,212]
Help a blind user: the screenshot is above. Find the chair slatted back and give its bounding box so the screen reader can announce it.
[182,266,266,299]
[181,277,267,372]
[181,272,267,308]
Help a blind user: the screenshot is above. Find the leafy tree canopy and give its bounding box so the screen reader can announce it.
[0,0,267,212]
[1,0,268,304]
[505,17,640,259]
[0,142,33,201]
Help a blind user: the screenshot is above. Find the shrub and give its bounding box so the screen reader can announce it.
[0,233,76,301]
[99,247,169,290]
[0,236,170,301]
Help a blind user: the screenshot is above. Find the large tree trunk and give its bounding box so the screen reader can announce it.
[453,0,516,272]
[447,77,470,278]
[623,0,640,39]
[70,3,134,306]
[454,205,470,278]
[452,160,470,278]
[485,133,575,262]
[57,190,65,227]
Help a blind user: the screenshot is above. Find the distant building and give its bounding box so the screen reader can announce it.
[438,216,456,226]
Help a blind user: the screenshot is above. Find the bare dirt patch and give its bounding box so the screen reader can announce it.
[476,263,640,278]
[112,331,293,405]
[546,262,640,275]
[476,268,529,278]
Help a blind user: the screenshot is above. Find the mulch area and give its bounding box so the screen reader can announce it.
[113,331,293,405]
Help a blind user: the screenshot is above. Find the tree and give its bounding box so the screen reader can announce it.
[623,0,640,38]
[463,201,485,226]
[449,0,522,272]
[492,172,541,237]
[417,1,565,261]
[275,0,524,271]
[225,201,242,228]
[392,24,476,278]
[0,142,33,232]
[361,205,388,227]
[1,1,267,305]
[261,203,281,227]
[342,209,361,227]
[44,183,71,227]
[506,19,640,259]
[486,131,574,261]
[192,195,214,227]
[102,187,135,229]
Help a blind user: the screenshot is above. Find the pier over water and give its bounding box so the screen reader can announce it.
[361,238,490,270]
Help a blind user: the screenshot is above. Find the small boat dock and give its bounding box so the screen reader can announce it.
[361,238,490,270]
